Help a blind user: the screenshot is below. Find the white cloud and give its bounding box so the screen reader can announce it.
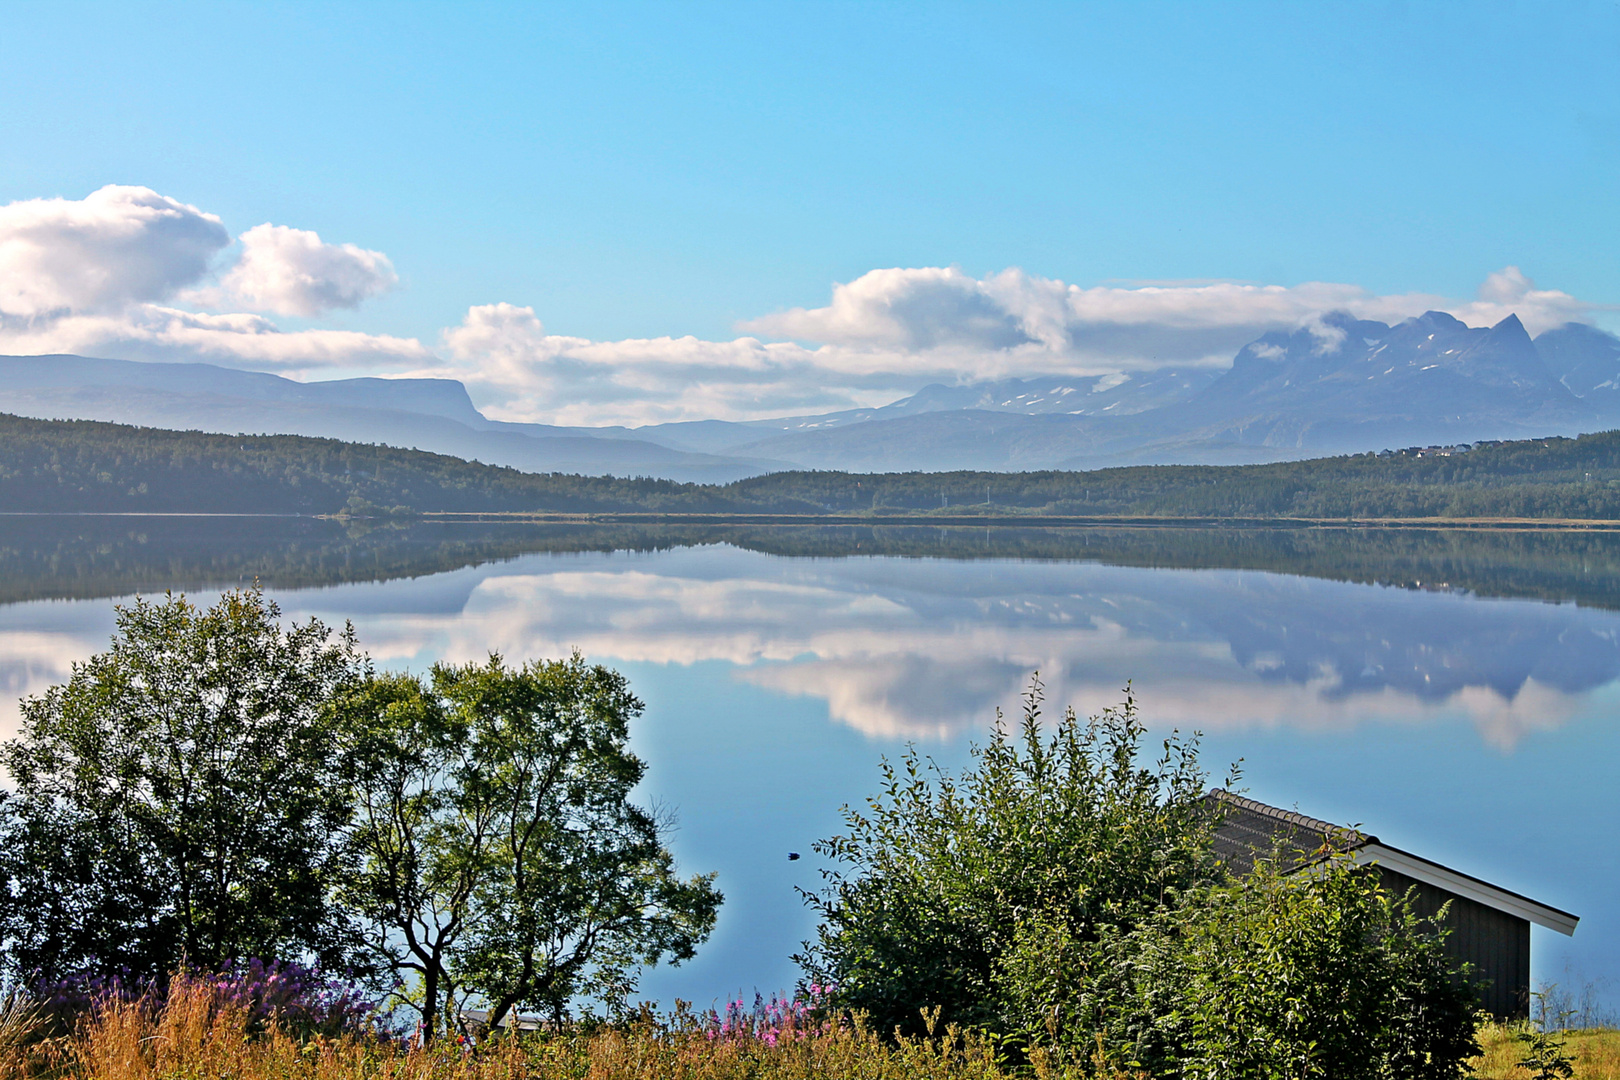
[434,267,1603,426]
[214,223,398,317]
[435,303,889,426]
[0,183,1605,424]
[746,266,1036,350]
[0,186,422,374]
[1454,265,1589,331]
[744,265,1593,364]
[0,305,430,371]
[0,185,229,317]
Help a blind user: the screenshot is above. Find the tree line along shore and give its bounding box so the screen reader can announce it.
[10,411,1620,521]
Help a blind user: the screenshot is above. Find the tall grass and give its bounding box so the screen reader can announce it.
[0,993,40,1080]
[21,975,1620,1080]
[1474,1022,1620,1079]
[0,974,1146,1080]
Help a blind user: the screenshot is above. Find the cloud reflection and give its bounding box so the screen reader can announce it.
[297,549,1620,751]
[1,547,1614,752]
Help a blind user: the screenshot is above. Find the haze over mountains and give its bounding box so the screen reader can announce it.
[5,311,1619,479]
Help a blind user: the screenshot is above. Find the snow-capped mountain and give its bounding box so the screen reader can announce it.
[5,313,1620,477]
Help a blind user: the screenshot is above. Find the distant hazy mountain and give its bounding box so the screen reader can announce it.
[4,315,1620,477]
[661,314,1620,471]
[1130,311,1595,458]
[1537,322,1620,402]
[628,369,1219,454]
[0,355,783,483]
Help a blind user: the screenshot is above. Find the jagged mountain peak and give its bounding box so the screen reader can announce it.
[1536,322,1620,398]
[1409,309,1468,332]
[1190,307,1580,427]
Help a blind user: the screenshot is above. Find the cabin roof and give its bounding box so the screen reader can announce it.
[1206,789,1578,936]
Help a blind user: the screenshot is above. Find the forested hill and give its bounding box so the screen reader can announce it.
[9,411,1620,520]
[0,414,765,514]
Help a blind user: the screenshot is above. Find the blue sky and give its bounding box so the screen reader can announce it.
[1,1,1616,424]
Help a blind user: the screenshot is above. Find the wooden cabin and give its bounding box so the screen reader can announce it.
[1209,790,1578,1019]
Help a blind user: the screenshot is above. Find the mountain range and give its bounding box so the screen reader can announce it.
[3,311,1619,478]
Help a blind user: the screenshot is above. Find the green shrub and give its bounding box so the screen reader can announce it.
[796,678,1221,1041]
[801,677,1480,1080]
[1110,854,1480,1079]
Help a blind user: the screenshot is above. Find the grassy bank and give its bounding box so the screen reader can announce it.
[6,980,1620,1080]
[1476,1023,1620,1078]
[0,979,1052,1080]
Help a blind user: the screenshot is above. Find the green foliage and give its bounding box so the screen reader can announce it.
[1517,1027,1576,1080]
[0,589,367,980]
[1517,993,1579,1080]
[341,655,721,1038]
[0,586,716,1033]
[1113,854,1481,1079]
[796,679,1220,1040]
[801,679,1480,1079]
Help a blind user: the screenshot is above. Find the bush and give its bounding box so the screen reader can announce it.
[796,678,1221,1039]
[1108,853,1480,1079]
[801,677,1480,1079]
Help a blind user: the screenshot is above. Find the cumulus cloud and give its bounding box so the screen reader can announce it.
[750,266,1036,351]
[213,223,398,316]
[433,266,1602,426]
[0,184,1604,424]
[1454,266,1590,331]
[0,186,422,374]
[744,265,1594,366]
[0,305,430,371]
[0,185,229,317]
[435,303,889,426]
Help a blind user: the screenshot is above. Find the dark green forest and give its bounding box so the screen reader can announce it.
[9,412,1620,519]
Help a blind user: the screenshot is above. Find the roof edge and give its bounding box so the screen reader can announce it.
[1353,843,1579,936]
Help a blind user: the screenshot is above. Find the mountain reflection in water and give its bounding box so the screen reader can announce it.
[0,515,1615,1005]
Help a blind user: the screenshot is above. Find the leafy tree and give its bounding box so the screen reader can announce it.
[796,679,1223,1038]
[343,654,721,1038]
[0,588,366,982]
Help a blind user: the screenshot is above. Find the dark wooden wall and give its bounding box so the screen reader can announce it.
[1378,866,1530,1018]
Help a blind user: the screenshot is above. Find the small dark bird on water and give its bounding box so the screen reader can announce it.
[788,852,801,861]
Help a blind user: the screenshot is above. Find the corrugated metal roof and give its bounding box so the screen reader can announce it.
[1207,788,1371,875]
[1206,788,1578,934]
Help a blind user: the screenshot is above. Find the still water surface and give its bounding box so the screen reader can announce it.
[2,517,1617,1007]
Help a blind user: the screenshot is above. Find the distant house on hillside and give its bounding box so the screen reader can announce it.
[1209,790,1578,1018]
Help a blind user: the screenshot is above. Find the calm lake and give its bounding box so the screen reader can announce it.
[3,516,1618,1009]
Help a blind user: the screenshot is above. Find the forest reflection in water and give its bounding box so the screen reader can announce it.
[6,513,1620,608]
[0,514,1616,1004]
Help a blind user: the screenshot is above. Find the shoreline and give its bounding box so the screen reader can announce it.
[9,509,1620,531]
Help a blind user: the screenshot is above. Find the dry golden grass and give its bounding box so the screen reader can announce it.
[43,976,1620,1080]
[0,976,1147,1080]
[1473,1022,1620,1079]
